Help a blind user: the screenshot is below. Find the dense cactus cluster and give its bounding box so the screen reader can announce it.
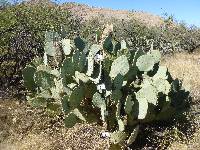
[23,25,190,145]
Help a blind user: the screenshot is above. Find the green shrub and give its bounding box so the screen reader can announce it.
[118,17,200,54]
[23,25,190,146]
[0,2,80,88]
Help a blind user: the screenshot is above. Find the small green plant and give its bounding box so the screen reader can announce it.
[23,24,190,146]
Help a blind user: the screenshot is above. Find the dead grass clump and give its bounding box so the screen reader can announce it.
[162,52,200,102]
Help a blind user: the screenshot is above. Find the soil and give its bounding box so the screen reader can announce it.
[0,100,109,150]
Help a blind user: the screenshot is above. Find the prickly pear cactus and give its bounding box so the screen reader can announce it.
[23,27,190,147]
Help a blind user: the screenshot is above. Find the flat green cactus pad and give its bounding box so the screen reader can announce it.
[110,55,129,79]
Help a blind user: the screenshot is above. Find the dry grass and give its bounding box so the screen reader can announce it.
[161,51,200,150]
[0,124,109,150]
[162,51,200,102]
[0,100,109,150]
[168,128,200,150]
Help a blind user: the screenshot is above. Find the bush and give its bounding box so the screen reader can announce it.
[0,2,80,88]
[117,17,200,54]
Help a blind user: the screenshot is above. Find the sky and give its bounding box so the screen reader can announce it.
[53,0,200,27]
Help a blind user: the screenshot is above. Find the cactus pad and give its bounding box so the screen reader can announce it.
[124,95,134,114]
[34,70,55,90]
[44,41,57,57]
[110,55,129,79]
[23,66,37,91]
[62,38,72,56]
[69,86,84,108]
[136,55,155,72]
[110,131,127,144]
[127,125,139,145]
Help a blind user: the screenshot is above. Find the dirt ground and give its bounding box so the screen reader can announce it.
[0,51,200,150]
[0,100,109,150]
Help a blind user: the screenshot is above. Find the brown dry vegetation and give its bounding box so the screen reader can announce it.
[162,50,200,150]
[162,50,200,102]
[0,100,109,150]
[23,0,165,27]
[0,51,200,150]
[62,2,164,27]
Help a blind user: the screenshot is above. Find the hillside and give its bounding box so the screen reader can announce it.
[24,0,164,27]
[61,2,164,27]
